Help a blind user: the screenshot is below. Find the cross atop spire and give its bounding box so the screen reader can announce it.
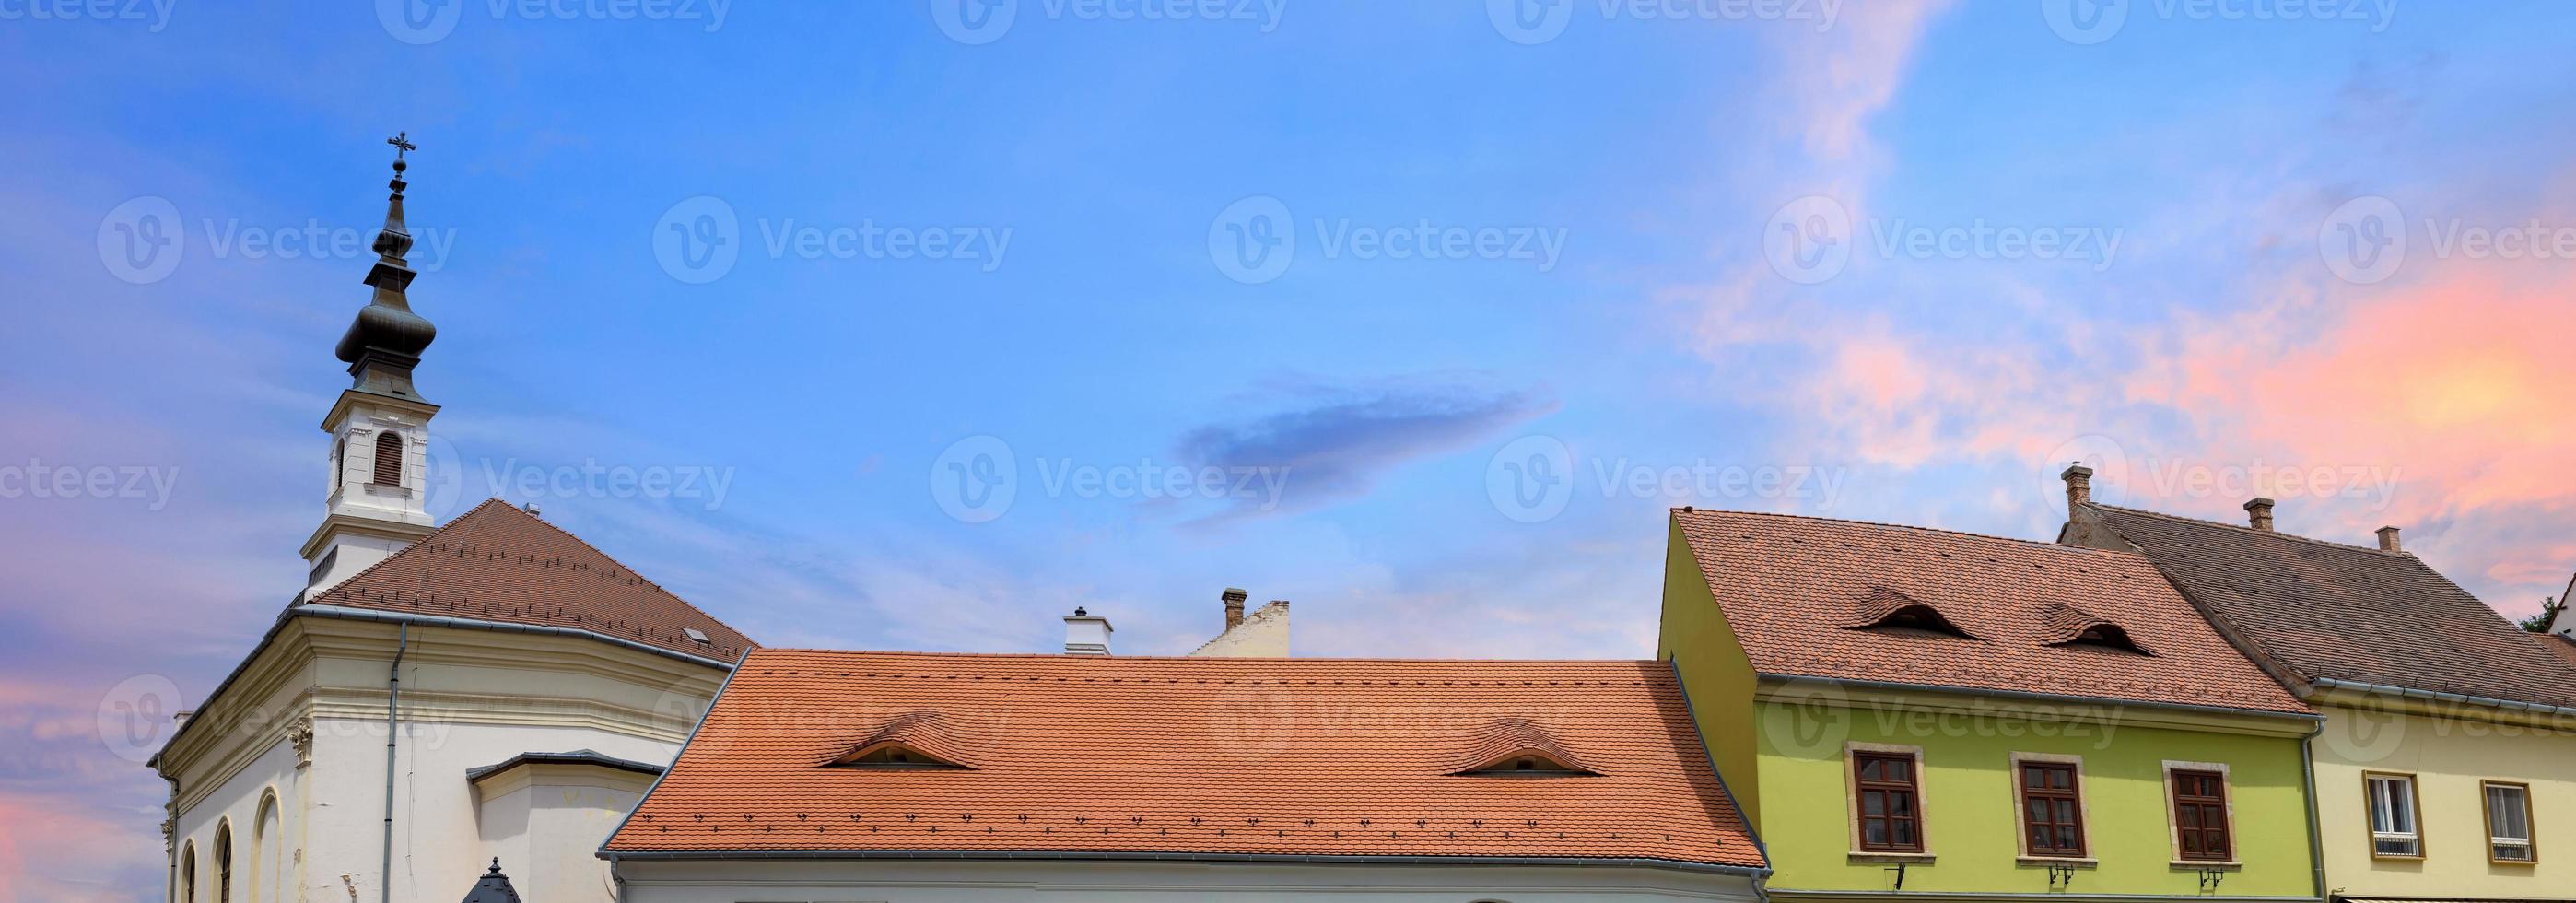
[383,132,414,196]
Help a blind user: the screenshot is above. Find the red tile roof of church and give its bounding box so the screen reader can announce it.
[300,498,754,660]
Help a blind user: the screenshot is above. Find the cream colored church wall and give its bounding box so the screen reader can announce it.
[168,736,304,903]
[162,616,723,903]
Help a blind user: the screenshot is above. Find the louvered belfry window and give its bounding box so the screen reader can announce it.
[370,431,404,487]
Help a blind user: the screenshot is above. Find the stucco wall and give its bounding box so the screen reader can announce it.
[168,735,303,903]
[161,616,722,903]
[1751,698,2318,898]
[1190,601,1290,657]
[1655,517,1763,825]
[2309,698,2576,897]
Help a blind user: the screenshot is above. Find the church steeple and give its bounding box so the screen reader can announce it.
[300,134,443,602]
[333,132,438,401]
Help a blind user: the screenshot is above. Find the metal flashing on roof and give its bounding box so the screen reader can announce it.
[465,749,664,783]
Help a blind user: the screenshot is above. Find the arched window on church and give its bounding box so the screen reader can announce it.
[255,792,283,903]
[179,840,196,903]
[369,432,404,487]
[213,821,233,902]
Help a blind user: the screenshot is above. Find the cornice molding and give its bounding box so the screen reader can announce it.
[1754,675,2319,739]
[159,615,722,817]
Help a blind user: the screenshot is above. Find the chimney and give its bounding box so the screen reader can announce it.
[1222,587,1247,629]
[1062,606,1112,655]
[2059,463,2093,519]
[2376,525,2402,553]
[2242,498,2276,532]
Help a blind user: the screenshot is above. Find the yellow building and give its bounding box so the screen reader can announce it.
[2061,475,2576,903]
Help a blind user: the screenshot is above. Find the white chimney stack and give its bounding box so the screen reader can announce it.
[1062,606,1113,655]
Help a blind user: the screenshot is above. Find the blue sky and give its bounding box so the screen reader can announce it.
[6,1,2576,897]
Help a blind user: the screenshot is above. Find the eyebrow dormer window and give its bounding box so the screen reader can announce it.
[1874,605,1974,638]
[1464,751,1594,778]
[2038,603,2153,655]
[1848,588,1978,639]
[825,711,974,770]
[1448,717,1599,778]
[2059,623,2153,655]
[832,743,965,769]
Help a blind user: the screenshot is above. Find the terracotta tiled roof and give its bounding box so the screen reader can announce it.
[2078,503,2576,710]
[301,498,754,660]
[1673,510,2310,715]
[603,650,1765,871]
[2541,634,2576,670]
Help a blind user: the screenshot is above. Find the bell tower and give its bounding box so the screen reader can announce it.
[299,134,441,600]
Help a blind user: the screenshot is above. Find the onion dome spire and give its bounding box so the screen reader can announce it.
[334,132,438,400]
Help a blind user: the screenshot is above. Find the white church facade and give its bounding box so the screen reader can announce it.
[152,146,752,903]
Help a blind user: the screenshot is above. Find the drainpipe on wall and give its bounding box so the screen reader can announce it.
[2300,719,2327,902]
[381,623,407,903]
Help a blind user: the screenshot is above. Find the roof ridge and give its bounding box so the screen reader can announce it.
[299,497,517,607]
[306,498,755,654]
[1674,507,2142,559]
[2085,502,2411,557]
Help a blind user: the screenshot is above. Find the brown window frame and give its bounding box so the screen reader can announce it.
[2018,760,2089,858]
[1852,750,1926,853]
[369,432,404,487]
[2363,770,2425,860]
[2482,780,2537,865]
[2169,768,2233,862]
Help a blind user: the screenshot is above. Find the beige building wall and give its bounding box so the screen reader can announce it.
[1190,600,1289,657]
[2309,694,2576,898]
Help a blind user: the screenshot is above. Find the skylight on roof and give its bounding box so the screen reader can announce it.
[683,627,710,645]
